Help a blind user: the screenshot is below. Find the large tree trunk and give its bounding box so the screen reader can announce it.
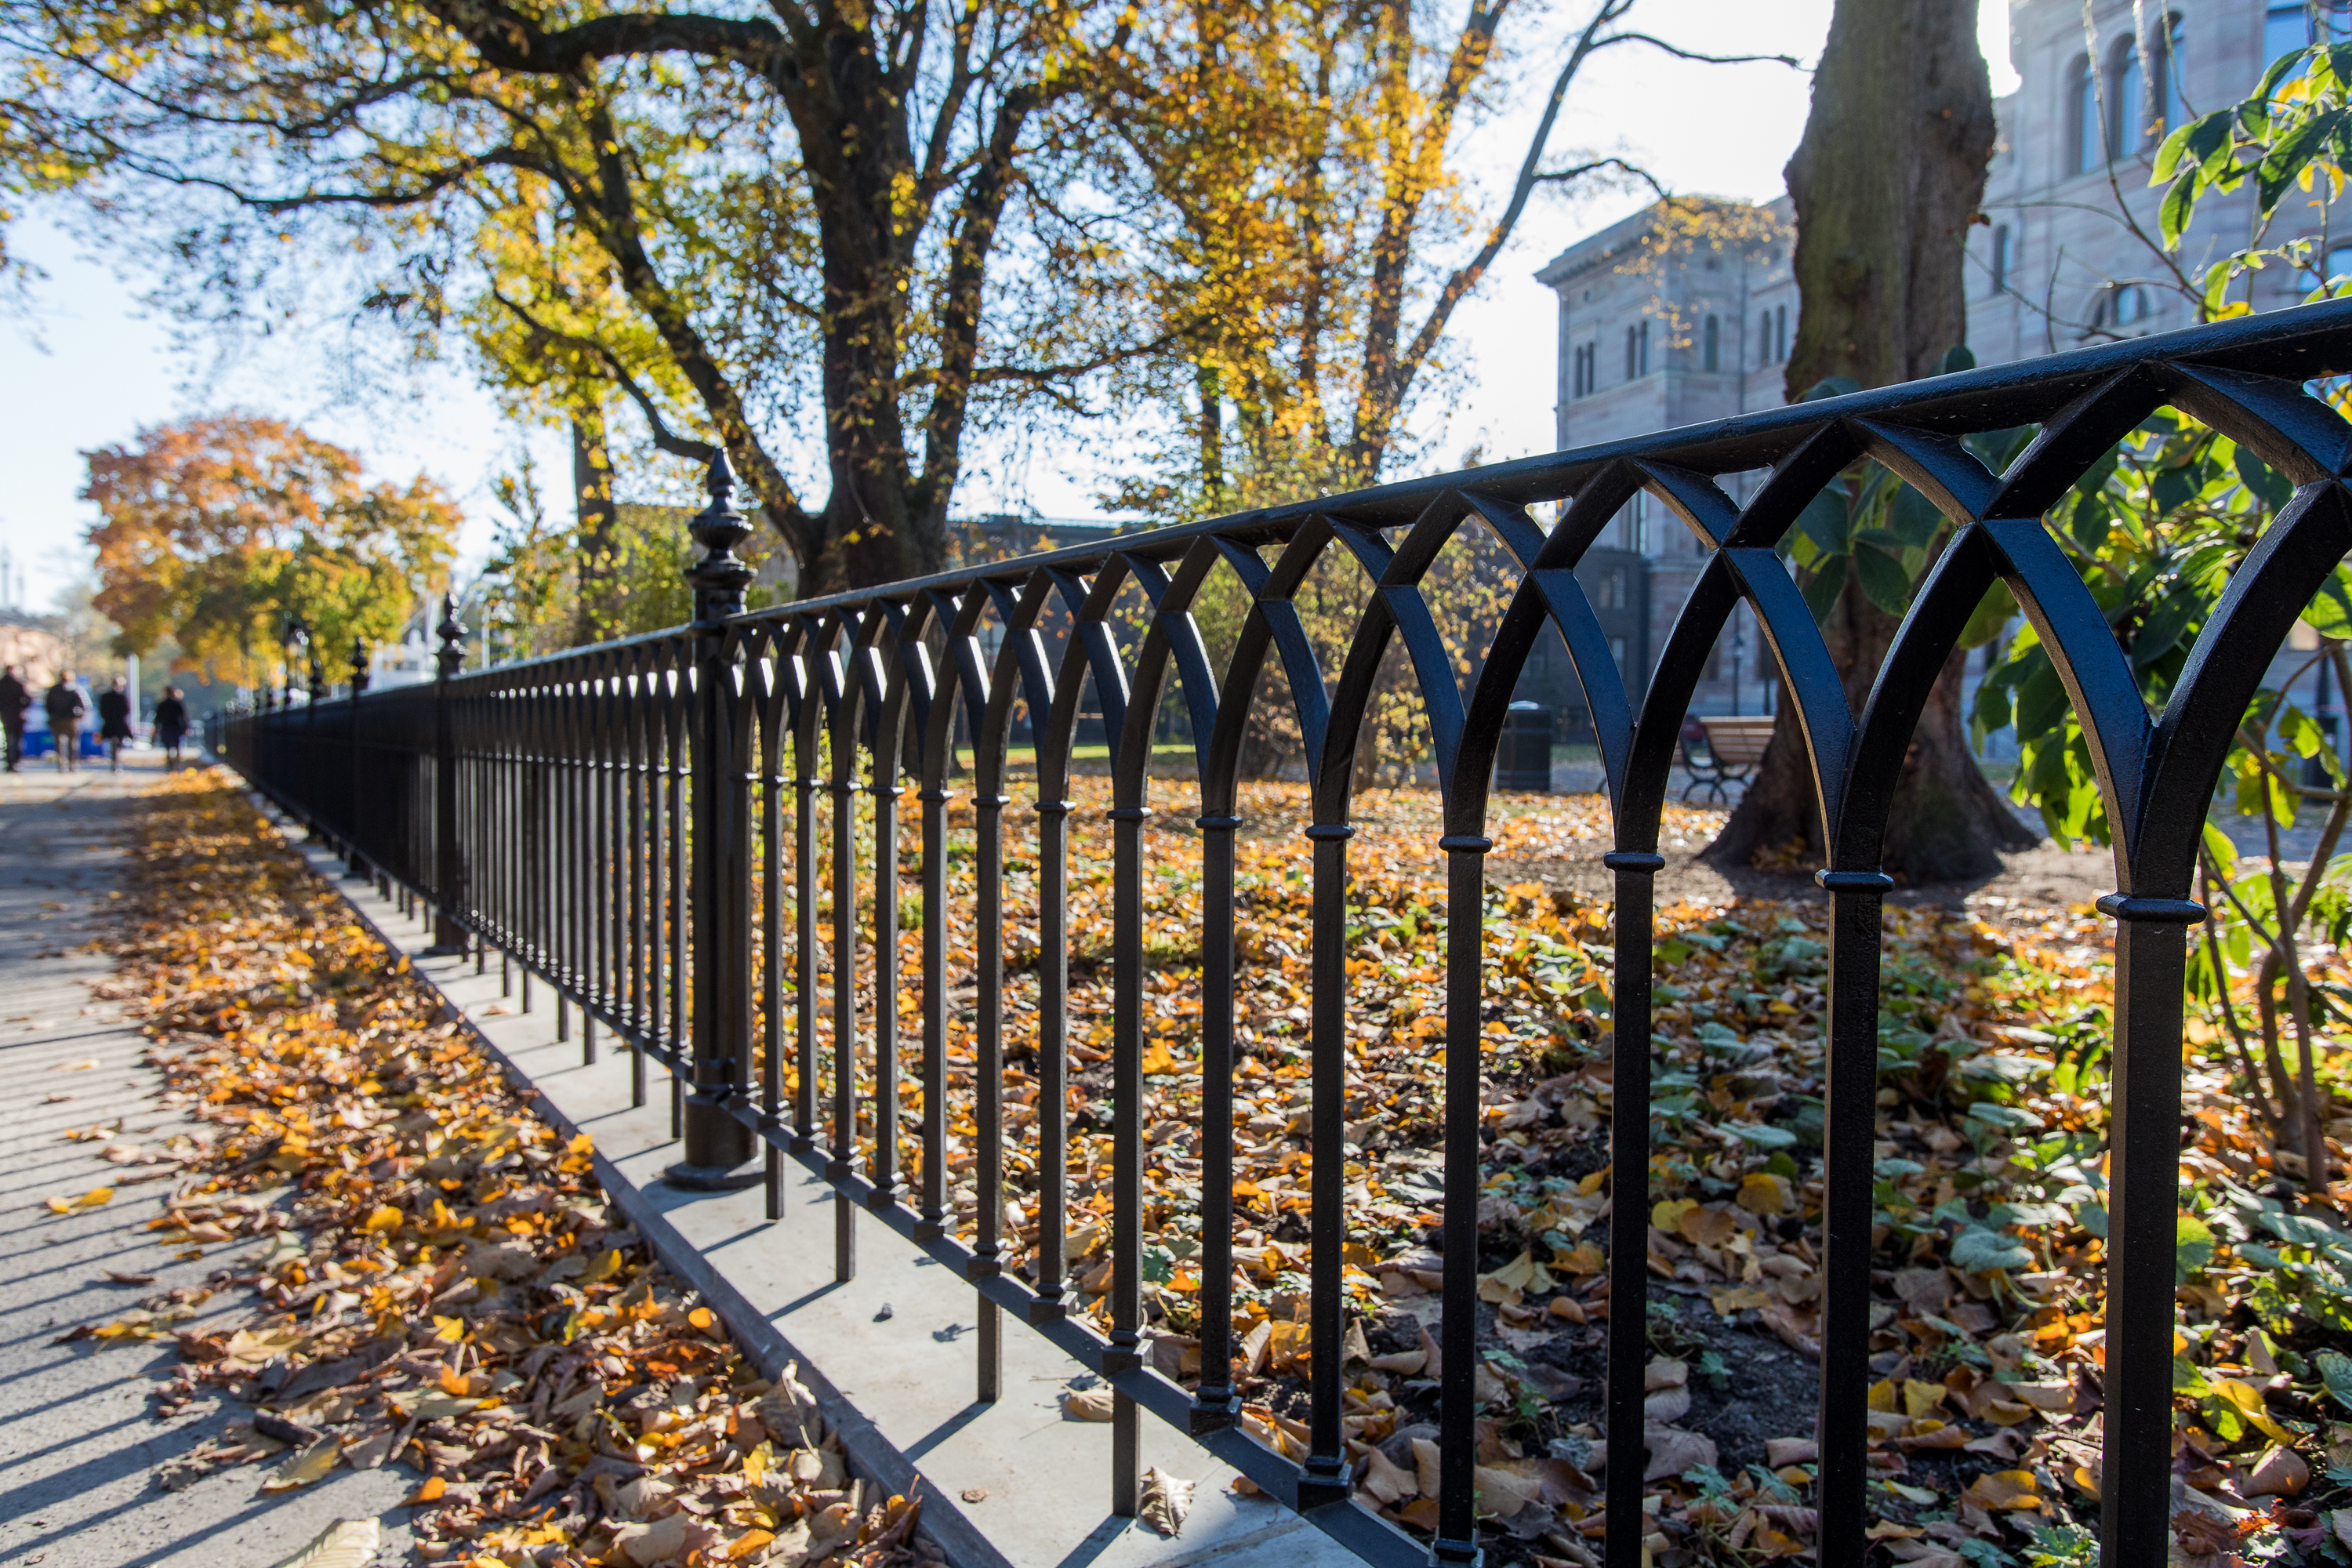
[572,409,619,645]
[1707,0,2031,882]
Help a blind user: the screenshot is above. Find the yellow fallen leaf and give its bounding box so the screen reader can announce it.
[266,1519,380,1568]
[726,1530,775,1561]
[689,1305,717,1332]
[263,1436,343,1492]
[358,1206,402,1232]
[45,1186,114,1214]
[431,1315,466,1345]
[580,1248,623,1286]
[1737,1172,1793,1216]
[1139,1040,1179,1075]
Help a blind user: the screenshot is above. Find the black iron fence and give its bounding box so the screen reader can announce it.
[212,302,2352,1568]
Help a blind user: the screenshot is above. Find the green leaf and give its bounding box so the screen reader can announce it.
[1801,376,1860,404]
[2153,119,2195,182]
[1800,555,1848,624]
[1793,486,1851,554]
[1959,581,2020,650]
[1886,484,1945,549]
[2073,445,2121,498]
[2283,704,2327,759]
[2015,661,2069,741]
[2160,167,2201,249]
[1937,345,1976,376]
[1950,1227,2034,1273]
[2131,591,2197,669]
[2177,1214,2217,1282]
[2313,1348,2352,1412]
[1853,543,1912,614]
[2303,566,2352,639]
[1724,1121,1798,1149]
[2074,1200,2110,1239]
[2235,446,2293,510]
[2202,819,2239,879]
[2068,492,2113,554]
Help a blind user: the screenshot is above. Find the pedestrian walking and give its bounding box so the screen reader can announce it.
[44,674,85,773]
[97,677,133,772]
[0,665,30,773]
[154,687,188,768]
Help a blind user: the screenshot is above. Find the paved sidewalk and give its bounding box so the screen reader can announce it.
[0,754,414,1567]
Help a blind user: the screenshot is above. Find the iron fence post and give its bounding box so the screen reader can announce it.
[347,637,370,880]
[424,594,469,955]
[669,452,758,1189]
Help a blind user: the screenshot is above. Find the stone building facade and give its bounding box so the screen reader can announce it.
[1531,0,2348,725]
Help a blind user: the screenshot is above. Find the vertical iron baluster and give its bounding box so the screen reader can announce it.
[629,659,650,1106]
[972,784,1008,1402]
[762,652,789,1218]
[1814,869,1894,1568]
[1191,809,1241,1432]
[918,782,950,1240]
[669,674,689,1137]
[1105,800,1149,1517]
[1601,851,1663,1568]
[830,763,861,1281]
[1301,820,1354,1512]
[2097,898,2203,1568]
[1030,793,1072,1322]
[871,737,903,1211]
[1432,833,1492,1562]
[794,699,819,1149]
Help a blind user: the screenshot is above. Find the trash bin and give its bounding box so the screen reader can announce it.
[1496,701,1552,793]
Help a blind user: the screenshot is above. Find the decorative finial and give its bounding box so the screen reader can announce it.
[350,636,370,697]
[436,592,467,681]
[685,446,755,624]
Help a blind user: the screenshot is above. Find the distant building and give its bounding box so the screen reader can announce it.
[1533,0,2351,725]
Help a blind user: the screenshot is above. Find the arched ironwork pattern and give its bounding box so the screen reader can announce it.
[212,301,2352,1568]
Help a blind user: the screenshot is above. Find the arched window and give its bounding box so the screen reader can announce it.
[2067,53,2099,173]
[1991,224,2013,294]
[1703,314,1721,372]
[2157,16,2186,131]
[1758,310,1771,367]
[1624,325,1637,381]
[1775,304,1788,362]
[2109,35,2143,157]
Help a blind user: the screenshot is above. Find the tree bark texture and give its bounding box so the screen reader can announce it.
[1708,0,2032,882]
[572,409,619,645]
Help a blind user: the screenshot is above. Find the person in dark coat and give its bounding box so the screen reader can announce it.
[97,677,133,772]
[44,674,84,773]
[154,687,188,768]
[0,665,29,773]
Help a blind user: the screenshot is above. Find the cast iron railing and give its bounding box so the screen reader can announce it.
[211,300,2352,1568]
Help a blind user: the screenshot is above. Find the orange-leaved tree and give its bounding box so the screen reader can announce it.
[84,415,458,687]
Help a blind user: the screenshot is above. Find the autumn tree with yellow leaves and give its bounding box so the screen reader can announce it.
[83,416,458,687]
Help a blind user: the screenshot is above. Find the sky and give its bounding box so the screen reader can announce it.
[0,3,2020,613]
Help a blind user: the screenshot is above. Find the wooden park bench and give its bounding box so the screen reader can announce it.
[1679,713,1776,802]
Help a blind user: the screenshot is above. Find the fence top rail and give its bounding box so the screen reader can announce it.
[272,297,2352,696]
[717,297,2352,622]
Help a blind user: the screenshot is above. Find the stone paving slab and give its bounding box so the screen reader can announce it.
[258,797,1385,1568]
[0,756,417,1567]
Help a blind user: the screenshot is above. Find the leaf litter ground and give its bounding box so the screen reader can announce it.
[76,771,931,1567]
[73,768,2352,1568]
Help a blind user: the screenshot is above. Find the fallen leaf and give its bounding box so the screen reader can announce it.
[262,1436,342,1492]
[45,1186,114,1214]
[100,1269,156,1286]
[2242,1445,2310,1497]
[1140,1467,1194,1536]
[1062,1385,1116,1421]
[265,1519,381,1568]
